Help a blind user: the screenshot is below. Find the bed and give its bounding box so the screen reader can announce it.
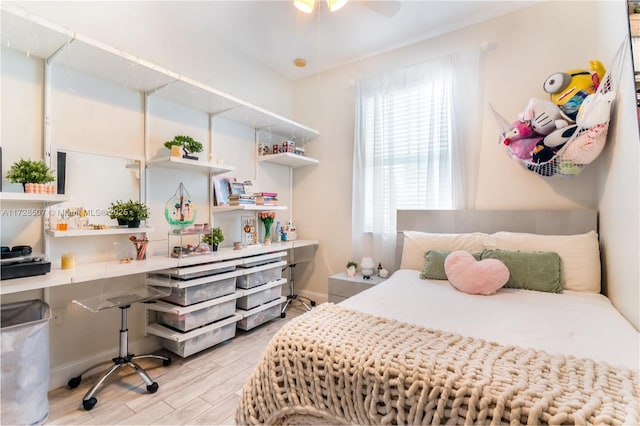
[236,210,639,425]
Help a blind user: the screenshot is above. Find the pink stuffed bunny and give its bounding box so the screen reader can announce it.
[502,120,542,161]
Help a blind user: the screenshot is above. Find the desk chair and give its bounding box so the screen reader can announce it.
[67,243,171,411]
[280,243,317,317]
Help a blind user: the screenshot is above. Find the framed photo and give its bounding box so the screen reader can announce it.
[229,181,245,196]
[212,176,235,206]
[241,216,256,245]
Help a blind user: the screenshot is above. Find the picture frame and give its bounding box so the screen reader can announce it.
[229,181,246,196]
[212,176,235,206]
[241,216,256,245]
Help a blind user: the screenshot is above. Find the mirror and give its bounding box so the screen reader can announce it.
[629,1,640,121]
[55,150,142,229]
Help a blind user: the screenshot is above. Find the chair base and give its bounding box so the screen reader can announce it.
[68,353,171,411]
[281,293,316,317]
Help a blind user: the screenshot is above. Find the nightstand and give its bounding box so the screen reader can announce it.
[328,272,387,303]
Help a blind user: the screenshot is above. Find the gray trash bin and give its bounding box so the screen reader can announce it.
[1,299,51,426]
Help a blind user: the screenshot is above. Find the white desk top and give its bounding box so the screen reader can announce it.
[0,240,318,295]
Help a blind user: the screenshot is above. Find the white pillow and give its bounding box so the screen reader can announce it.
[487,231,601,293]
[400,231,488,271]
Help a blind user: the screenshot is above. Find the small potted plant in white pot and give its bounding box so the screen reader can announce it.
[346,261,357,277]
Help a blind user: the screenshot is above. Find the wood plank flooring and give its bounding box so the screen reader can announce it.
[46,305,306,425]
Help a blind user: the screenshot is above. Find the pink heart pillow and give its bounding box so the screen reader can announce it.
[444,250,509,295]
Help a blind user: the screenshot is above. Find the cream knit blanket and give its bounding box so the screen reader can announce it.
[236,304,639,425]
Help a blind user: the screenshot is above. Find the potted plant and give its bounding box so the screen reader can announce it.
[122,200,150,228]
[107,200,129,226]
[202,227,224,251]
[6,159,55,192]
[346,261,357,277]
[164,135,203,160]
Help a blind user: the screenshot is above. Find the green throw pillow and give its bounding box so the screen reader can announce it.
[480,249,562,293]
[420,250,480,280]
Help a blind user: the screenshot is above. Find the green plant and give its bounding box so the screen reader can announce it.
[107,200,126,220]
[164,135,203,156]
[202,227,225,246]
[346,261,357,269]
[6,159,55,184]
[122,200,150,221]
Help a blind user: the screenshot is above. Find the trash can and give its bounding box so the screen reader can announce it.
[1,299,51,426]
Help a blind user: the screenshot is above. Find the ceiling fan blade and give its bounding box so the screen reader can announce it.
[362,0,402,18]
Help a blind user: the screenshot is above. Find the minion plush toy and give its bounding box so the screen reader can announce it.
[543,60,606,121]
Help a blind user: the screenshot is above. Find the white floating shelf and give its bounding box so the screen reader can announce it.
[211,205,287,213]
[258,153,319,168]
[0,5,319,143]
[47,227,153,237]
[146,156,235,174]
[0,192,71,204]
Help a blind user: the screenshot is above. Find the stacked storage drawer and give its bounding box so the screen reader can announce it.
[146,259,243,357]
[235,252,288,331]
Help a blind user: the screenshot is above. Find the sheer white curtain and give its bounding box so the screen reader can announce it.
[352,52,481,269]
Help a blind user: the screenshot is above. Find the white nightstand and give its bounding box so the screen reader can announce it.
[328,272,387,303]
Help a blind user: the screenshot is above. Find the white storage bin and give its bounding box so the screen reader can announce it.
[148,315,241,358]
[237,297,285,330]
[156,298,236,332]
[236,279,285,310]
[236,263,284,289]
[162,276,236,306]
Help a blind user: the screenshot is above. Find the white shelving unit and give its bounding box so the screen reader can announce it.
[211,205,287,213]
[146,156,235,174]
[0,192,71,204]
[0,5,319,142]
[46,227,153,237]
[258,153,319,168]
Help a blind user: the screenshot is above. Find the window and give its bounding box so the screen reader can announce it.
[352,52,480,266]
[358,71,454,233]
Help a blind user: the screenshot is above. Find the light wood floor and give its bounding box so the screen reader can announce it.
[46,305,306,425]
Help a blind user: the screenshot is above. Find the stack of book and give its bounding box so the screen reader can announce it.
[229,194,255,206]
[254,192,278,205]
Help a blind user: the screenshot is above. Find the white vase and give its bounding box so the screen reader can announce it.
[346,266,356,277]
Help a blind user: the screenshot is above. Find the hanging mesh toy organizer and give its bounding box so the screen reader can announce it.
[492,39,627,177]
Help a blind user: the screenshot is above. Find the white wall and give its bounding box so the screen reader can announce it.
[293,0,638,331]
[595,1,640,330]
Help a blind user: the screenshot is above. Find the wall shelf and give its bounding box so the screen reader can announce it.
[211,205,287,213]
[0,192,71,204]
[0,4,320,143]
[47,227,153,237]
[146,156,235,174]
[258,153,319,168]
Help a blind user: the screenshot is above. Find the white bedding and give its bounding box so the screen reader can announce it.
[340,269,640,371]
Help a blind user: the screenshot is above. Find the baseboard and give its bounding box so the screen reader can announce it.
[295,288,328,305]
[48,336,161,391]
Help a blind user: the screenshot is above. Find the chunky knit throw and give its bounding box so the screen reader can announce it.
[236,304,639,425]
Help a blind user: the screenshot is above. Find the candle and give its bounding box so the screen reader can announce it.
[61,253,76,270]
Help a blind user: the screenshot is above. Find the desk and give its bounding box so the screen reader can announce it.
[0,240,318,295]
[328,272,387,303]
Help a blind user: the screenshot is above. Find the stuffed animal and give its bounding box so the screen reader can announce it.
[542,60,606,121]
[520,98,571,136]
[502,120,533,145]
[560,91,615,165]
[501,120,541,161]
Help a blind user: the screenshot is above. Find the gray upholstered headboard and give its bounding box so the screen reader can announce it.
[394,209,598,270]
[397,209,597,235]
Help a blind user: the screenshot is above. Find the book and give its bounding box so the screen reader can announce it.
[253,192,278,197]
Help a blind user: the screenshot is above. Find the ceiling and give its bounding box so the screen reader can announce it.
[9,1,535,81]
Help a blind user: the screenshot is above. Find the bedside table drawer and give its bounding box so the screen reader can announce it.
[328,273,386,300]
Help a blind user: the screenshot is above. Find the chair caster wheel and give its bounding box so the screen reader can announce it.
[68,376,81,389]
[83,397,97,411]
[163,357,172,367]
[310,301,316,307]
[281,312,286,318]
[147,382,159,393]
